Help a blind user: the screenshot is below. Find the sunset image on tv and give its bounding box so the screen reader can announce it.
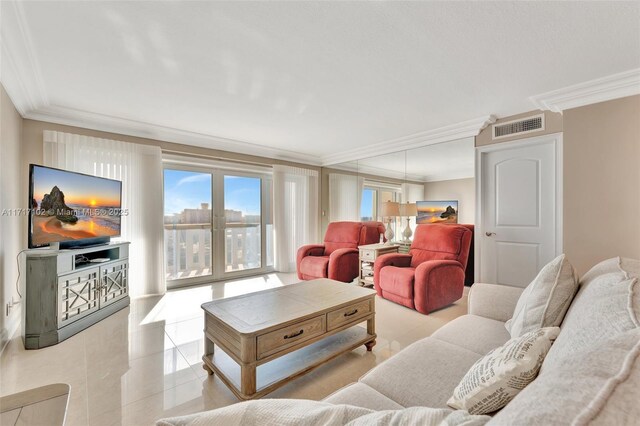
[31,166,122,246]
[416,201,458,224]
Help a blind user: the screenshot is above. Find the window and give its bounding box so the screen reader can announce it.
[360,184,401,237]
[163,164,273,287]
[163,170,212,281]
[360,188,376,221]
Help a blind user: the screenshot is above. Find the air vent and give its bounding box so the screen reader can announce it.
[492,114,544,140]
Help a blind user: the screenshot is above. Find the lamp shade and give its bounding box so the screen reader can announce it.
[380,201,400,217]
[399,202,418,217]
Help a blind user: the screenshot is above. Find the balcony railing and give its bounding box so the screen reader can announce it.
[164,222,271,281]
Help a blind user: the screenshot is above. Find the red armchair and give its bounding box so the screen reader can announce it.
[297,221,385,283]
[374,224,472,314]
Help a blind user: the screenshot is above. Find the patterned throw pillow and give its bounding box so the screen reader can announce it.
[448,327,560,415]
[506,254,578,338]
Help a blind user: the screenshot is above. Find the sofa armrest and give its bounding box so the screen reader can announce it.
[468,283,524,322]
[328,248,359,283]
[414,260,465,314]
[296,244,326,279]
[374,253,412,270]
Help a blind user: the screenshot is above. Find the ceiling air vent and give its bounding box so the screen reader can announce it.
[492,114,544,140]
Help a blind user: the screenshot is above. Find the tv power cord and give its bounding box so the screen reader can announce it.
[7,249,29,316]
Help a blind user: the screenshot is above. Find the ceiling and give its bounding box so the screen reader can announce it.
[2,1,639,165]
[335,138,475,182]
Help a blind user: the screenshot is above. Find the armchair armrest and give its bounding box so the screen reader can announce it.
[373,253,412,291]
[468,283,524,322]
[328,248,359,283]
[413,260,465,314]
[296,244,326,279]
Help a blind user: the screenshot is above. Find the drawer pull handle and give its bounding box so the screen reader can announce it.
[284,329,304,339]
[344,309,359,317]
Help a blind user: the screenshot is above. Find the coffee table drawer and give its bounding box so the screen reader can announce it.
[327,299,372,331]
[257,315,325,360]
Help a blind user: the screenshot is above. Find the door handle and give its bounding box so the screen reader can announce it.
[485,232,496,237]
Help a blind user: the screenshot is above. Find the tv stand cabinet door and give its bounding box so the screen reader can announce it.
[99,261,129,308]
[57,268,100,328]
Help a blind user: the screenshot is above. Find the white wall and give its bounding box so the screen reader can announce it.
[0,84,24,353]
[423,178,475,224]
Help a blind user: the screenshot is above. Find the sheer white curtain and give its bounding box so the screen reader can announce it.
[43,131,165,296]
[401,182,425,231]
[272,165,319,272]
[329,173,364,222]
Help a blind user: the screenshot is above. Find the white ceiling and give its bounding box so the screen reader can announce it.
[2,1,640,165]
[334,137,475,182]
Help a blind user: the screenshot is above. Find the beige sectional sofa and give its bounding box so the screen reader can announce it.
[159,257,639,425]
[324,257,640,424]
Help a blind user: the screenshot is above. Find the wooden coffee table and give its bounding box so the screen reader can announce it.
[201,279,377,400]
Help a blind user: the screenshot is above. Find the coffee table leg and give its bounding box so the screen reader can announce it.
[241,363,257,396]
[203,336,215,376]
[365,316,376,351]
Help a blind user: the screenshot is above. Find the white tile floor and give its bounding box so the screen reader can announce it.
[0,273,468,425]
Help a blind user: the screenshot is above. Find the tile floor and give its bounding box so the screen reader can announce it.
[0,273,469,425]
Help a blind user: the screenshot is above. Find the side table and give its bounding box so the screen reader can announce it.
[358,243,400,287]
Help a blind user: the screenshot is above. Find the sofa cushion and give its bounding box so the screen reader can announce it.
[542,257,640,373]
[448,327,560,415]
[432,315,511,355]
[379,266,415,299]
[360,337,482,408]
[299,255,330,279]
[489,328,640,425]
[505,254,578,338]
[323,382,404,410]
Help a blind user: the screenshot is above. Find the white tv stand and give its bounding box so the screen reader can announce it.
[23,241,130,349]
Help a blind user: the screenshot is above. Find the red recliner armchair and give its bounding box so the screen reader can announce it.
[297,221,385,283]
[374,224,472,314]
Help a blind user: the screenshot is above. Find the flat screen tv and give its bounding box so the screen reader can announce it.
[29,165,123,249]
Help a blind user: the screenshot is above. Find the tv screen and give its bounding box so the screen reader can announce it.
[29,165,123,248]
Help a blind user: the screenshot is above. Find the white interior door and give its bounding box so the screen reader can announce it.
[478,134,562,287]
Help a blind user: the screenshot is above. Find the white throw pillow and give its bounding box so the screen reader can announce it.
[505,254,578,338]
[447,327,560,415]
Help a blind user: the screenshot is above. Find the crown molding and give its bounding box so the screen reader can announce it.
[321,114,496,166]
[0,1,48,114]
[530,68,640,113]
[328,161,428,183]
[25,105,323,166]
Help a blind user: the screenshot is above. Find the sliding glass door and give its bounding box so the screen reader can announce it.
[223,175,262,273]
[164,170,213,281]
[164,166,273,288]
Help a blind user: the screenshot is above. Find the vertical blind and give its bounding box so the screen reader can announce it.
[272,165,319,272]
[329,173,364,222]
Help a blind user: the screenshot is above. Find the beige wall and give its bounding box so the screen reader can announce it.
[476,110,563,147]
[563,95,640,274]
[424,178,475,224]
[0,84,24,352]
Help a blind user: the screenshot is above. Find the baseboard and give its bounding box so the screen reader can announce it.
[0,318,21,356]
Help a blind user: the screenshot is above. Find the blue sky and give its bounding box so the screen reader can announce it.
[163,170,261,216]
[360,188,374,219]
